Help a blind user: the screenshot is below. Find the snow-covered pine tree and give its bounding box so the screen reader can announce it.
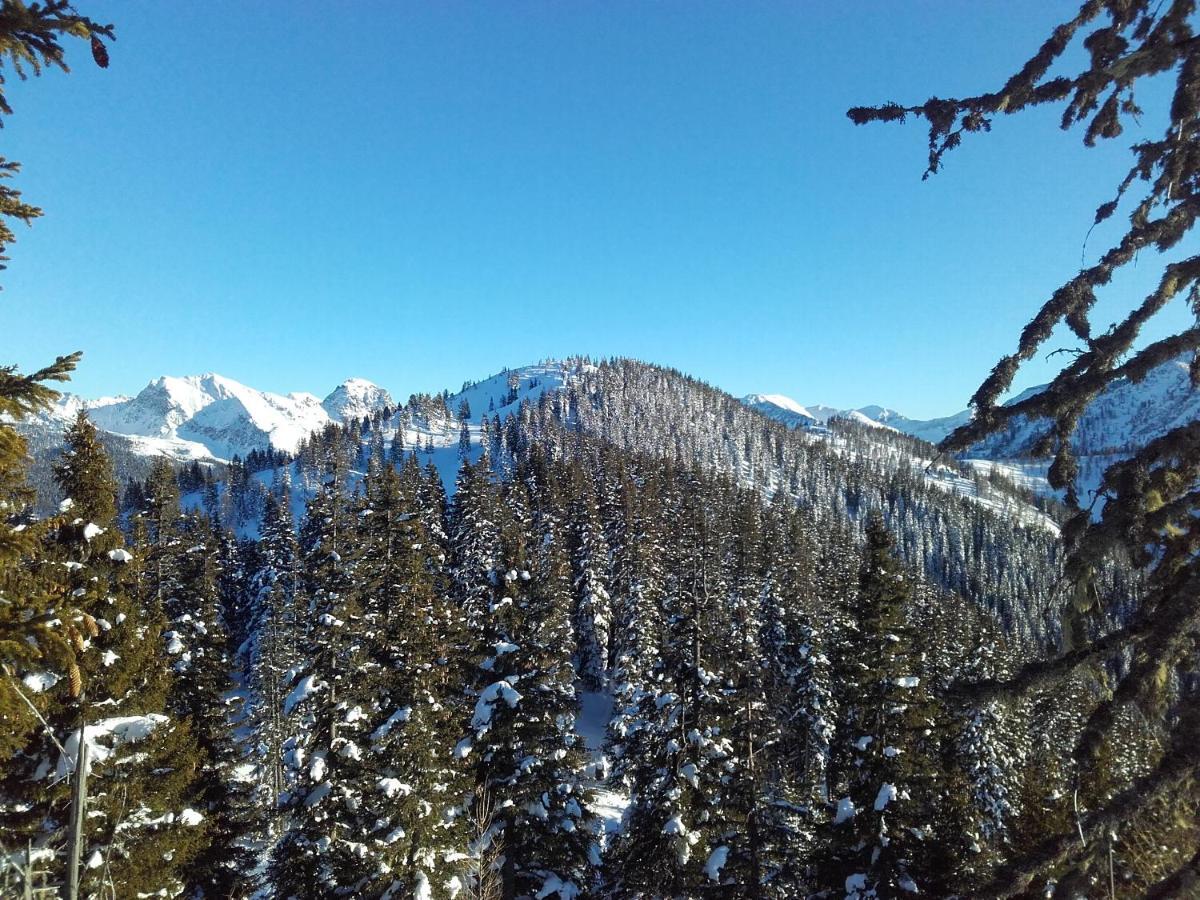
[271,471,372,897]
[352,460,470,898]
[0,411,206,896]
[247,487,302,830]
[719,490,814,897]
[136,457,184,631]
[0,367,78,767]
[908,591,1026,893]
[760,496,835,826]
[172,512,258,897]
[819,512,931,898]
[566,472,612,692]
[613,469,738,896]
[419,458,451,552]
[508,487,595,895]
[605,460,667,775]
[459,416,472,460]
[454,461,595,899]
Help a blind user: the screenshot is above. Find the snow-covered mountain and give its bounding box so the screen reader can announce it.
[321,378,394,423]
[747,355,1197,456]
[16,363,580,475]
[18,353,1195,502]
[741,394,817,428]
[88,374,332,460]
[744,355,1197,508]
[756,397,967,442]
[23,373,389,463]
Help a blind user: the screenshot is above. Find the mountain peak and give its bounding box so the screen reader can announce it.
[741,393,817,427]
[322,378,394,423]
[84,372,331,460]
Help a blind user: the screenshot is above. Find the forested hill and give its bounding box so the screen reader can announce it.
[184,357,1132,647]
[4,356,1172,899]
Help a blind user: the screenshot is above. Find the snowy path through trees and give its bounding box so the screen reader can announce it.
[575,689,629,841]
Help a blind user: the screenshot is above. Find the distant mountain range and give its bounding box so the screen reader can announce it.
[21,373,394,463]
[10,356,1195,514]
[743,355,1197,459]
[744,397,971,445]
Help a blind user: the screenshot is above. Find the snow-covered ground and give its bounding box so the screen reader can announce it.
[575,690,629,842]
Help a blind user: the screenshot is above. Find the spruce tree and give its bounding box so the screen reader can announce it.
[613,473,738,896]
[351,461,470,897]
[271,473,370,897]
[1,410,206,896]
[452,463,595,899]
[820,513,930,898]
[0,355,84,762]
[173,512,257,898]
[566,482,612,692]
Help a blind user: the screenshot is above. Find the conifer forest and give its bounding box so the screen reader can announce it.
[1,2,1198,898]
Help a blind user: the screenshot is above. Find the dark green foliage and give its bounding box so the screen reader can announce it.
[0,354,83,760]
[349,460,470,896]
[451,459,595,899]
[1,410,206,896]
[819,513,932,898]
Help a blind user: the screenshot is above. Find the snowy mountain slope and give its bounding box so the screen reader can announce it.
[439,360,1057,535]
[741,394,817,428]
[20,360,590,525]
[321,378,393,423]
[748,354,1196,465]
[853,405,971,443]
[19,373,391,465]
[201,361,587,539]
[23,352,1193,526]
[449,361,577,424]
[81,374,333,461]
[756,398,965,442]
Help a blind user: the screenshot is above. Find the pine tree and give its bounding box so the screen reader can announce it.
[247,486,302,828]
[459,416,472,460]
[351,460,470,897]
[613,472,738,896]
[820,513,930,898]
[720,495,819,896]
[604,462,667,788]
[0,355,85,763]
[173,512,257,897]
[567,481,612,692]
[452,463,595,899]
[1,410,206,896]
[271,472,370,897]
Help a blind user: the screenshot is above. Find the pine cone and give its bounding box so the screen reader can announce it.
[83,614,99,638]
[90,35,109,69]
[68,662,82,698]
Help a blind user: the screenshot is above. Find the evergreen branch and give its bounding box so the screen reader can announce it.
[1142,844,1200,899]
[1,663,69,757]
[979,703,1200,897]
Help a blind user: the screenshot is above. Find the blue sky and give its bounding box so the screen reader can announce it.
[0,1,1186,417]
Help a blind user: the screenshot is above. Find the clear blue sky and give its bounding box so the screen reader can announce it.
[0,1,1186,417]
